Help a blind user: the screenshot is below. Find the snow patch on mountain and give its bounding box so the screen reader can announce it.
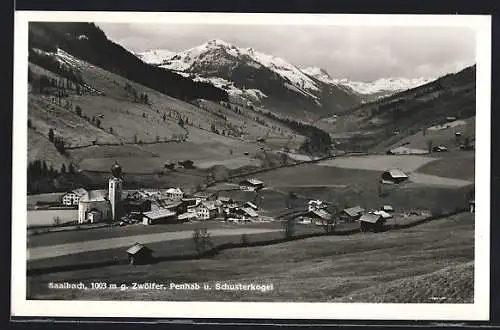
[136,49,176,65]
[192,75,267,102]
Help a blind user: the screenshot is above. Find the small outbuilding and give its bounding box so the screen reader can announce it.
[239,178,264,191]
[382,205,394,212]
[381,169,409,184]
[359,213,385,232]
[126,243,154,265]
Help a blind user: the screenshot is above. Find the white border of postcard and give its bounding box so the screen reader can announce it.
[12,11,491,320]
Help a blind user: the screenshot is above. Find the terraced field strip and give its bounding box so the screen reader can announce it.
[27,228,281,261]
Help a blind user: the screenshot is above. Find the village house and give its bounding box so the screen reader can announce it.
[234,207,259,221]
[166,187,184,201]
[142,209,177,225]
[196,201,219,220]
[305,208,332,225]
[177,212,198,222]
[193,191,217,203]
[340,206,365,222]
[62,188,88,206]
[126,243,154,265]
[239,178,264,191]
[381,169,409,184]
[382,205,394,212]
[77,190,111,224]
[359,213,386,232]
[308,200,327,212]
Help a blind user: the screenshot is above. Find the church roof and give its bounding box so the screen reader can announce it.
[80,189,108,202]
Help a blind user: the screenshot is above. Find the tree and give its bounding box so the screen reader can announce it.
[142,112,146,118]
[109,127,113,134]
[68,163,75,174]
[53,216,61,226]
[426,139,434,154]
[75,105,82,117]
[163,113,166,122]
[282,217,296,240]
[178,117,185,128]
[48,128,54,142]
[60,163,66,173]
[95,119,101,128]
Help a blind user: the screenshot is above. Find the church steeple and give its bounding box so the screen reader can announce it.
[109,160,123,221]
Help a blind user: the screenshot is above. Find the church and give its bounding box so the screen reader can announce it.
[77,161,124,224]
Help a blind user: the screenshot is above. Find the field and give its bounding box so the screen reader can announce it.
[416,152,475,181]
[27,212,474,302]
[27,209,78,227]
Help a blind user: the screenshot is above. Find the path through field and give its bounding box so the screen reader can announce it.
[27,228,281,261]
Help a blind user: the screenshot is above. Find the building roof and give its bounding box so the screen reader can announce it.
[200,201,218,211]
[178,212,198,220]
[343,206,365,217]
[244,201,258,209]
[310,209,331,220]
[166,187,183,194]
[241,178,263,186]
[126,243,152,255]
[218,196,232,202]
[359,213,382,224]
[241,207,259,217]
[79,190,108,202]
[142,209,176,220]
[389,146,428,155]
[70,188,88,197]
[308,199,323,205]
[385,169,409,179]
[373,210,393,219]
[382,205,394,211]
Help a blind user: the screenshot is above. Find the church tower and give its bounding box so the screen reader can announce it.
[109,160,123,221]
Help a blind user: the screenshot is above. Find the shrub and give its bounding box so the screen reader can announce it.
[53,216,61,226]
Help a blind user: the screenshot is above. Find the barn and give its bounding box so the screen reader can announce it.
[381,169,409,184]
[239,178,264,191]
[126,243,154,265]
[359,213,386,232]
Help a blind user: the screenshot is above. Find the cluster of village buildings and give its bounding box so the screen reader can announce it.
[60,172,266,226]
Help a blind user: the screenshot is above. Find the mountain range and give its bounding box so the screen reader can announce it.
[136,43,436,107]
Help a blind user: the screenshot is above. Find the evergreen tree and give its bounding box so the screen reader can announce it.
[68,163,75,174]
[60,163,66,173]
[163,113,166,121]
[75,105,82,117]
[178,117,185,128]
[48,128,54,142]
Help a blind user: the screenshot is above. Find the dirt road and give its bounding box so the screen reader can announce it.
[27,228,281,261]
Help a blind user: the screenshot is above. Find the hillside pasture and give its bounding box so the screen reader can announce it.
[27,212,474,302]
[28,129,70,170]
[317,155,436,172]
[415,153,475,181]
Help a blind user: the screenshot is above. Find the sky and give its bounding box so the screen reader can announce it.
[97,23,476,82]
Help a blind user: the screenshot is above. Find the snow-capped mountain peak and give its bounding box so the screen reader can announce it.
[303,66,435,97]
[135,49,176,65]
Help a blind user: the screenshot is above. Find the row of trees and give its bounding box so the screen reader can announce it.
[48,128,67,155]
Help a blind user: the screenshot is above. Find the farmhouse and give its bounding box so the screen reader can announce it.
[340,206,365,222]
[381,169,409,184]
[432,145,448,153]
[62,188,88,206]
[197,201,219,220]
[240,207,259,220]
[166,187,184,201]
[239,178,264,191]
[177,212,198,222]
[126,243,153,265]
[359,213,385,232]
[142,209,177,225]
